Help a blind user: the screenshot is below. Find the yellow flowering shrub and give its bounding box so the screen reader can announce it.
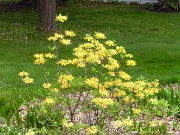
[18,13,170,135]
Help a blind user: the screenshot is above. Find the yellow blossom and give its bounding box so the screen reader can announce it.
[85,77,99,88]
[107,49,118,56]
[48,36,57,41]
[33,54,44,59]
[113,120,123,128]
[58,74,74,82]
[153,88,159,93]
[65,31,76,37]
[19,71,29,77]
[158,120,163,126]
[22,77,33,84]
[144,89,154,96]
[63,121,74,128]
[136,92,145,99]
[105,40,115,46]
[86,126,98,135]
[119,71,131,80]
[56,13,68,23]
[149,98,158,104]
[104,58,120,70]
[125,54,133,58]
[60,39,71,45]
[54,33,64,39]
[116,46,126,54]
[132,108,141,114]
[77,62,85,68]
[123,118,133,126]
[99,86,110,96]
[126,60,136,66]
[44,98,55,104]
[43,83,51,89]
[103,81,114,88]
[124,96,131,103]
[150,79,159,88]
[113,89,126,97]
[113,79,122,86]
[108,71,115,76]
[57,59,71,66]
[34,57,46,64]
[92,97,113,108]
[58,74,74,88]
[94,32,106,39]
[45,53,56,58]
[149,121,157,127]
[84,34,94,41]
[52,88,59,93]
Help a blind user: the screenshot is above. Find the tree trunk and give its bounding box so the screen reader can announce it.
[37,0,56,32]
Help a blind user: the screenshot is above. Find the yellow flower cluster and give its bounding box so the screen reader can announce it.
[52,88,59,93]
[55,31,135,76]
[42,83,51,89]
[22,77,34,84]
[126,60,136,66]
[94,32,106,39]
[63,121,74,128]
[123,96,135,103]
[45,53,56,58]
[85,77,99,88]
[92,97,113,108]
[116,46,126,54]
[65,30,76,37]
[86,126,98,135]
[113,89,126,97]
[113,120,123,128]
[132,108,141,114]
[125,53,133,58]
[123,118,133,126]
[48,33,64,41]
[105,40,115,46]
[44,98,55,104]
[19,71,29,77]
[149,98,158,104]
[56,13,68,23]
[121,79,159,100]
[119,71,131,80]
[48,15,76,46]
[149,121,157,127]
[33,53,55,65]
[113,118,133,128]
[58,74,74,88]
[104,57,120,70]
[99,86,110,96]
[19,71,33,84]
[149,120,164,127]
[60,39,71,45]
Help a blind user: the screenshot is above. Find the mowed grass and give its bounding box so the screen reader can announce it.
[0,4,180,94]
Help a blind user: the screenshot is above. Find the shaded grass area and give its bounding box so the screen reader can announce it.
[0,4,180,94]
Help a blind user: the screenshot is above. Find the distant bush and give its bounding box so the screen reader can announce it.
[153,0,180,12]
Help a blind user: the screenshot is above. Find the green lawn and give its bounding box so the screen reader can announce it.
[0,4,180,93]
[0,4,180,134]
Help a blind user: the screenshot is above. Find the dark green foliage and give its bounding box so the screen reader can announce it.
[154,0,180,12]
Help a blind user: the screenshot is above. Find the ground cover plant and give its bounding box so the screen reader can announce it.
[0,3,180,134]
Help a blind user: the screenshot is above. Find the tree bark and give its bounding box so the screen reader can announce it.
[37,0,56,32]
